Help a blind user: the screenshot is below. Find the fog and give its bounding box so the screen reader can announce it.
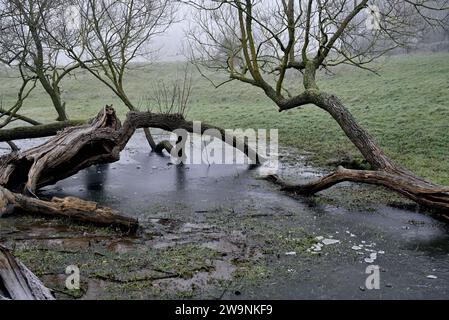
[154,19,188,62]
[151,2,449,62]
[150,4,192,62]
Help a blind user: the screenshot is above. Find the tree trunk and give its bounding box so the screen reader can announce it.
[312,93,396,171]
[0,120,86,142]
[30,23,68,123]
[0,106,260,231]
[34,65,68,122]
[273,91,449,219]
[6,141,19,153]
[0,245,54,300]
[120,92,157,150]
[0,106,262,195]
[0,186,138,233]
[49,93,68,122]
[0,107,42,126]
[143,127,157,150]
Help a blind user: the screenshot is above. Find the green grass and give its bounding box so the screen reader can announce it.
[1,53,448,184]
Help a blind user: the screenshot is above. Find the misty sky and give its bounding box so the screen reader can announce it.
[155,19,188,61]
[152,5,192,62]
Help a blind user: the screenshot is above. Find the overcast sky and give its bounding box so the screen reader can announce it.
[153,5,192,62]
[156,19,188,61]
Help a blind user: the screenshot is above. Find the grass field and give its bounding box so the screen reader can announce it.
[1,53,448,184]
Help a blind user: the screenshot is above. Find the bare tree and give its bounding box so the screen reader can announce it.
[0,63,40,129]
[0,0,80,121]
[0,51,40,152]
[44,0,176,149]
[185,0,449,216]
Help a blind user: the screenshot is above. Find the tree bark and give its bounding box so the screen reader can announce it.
[268,167,449,221]
[6,141,19,153]
[120,93,157,150]
[0,120,86,142]
[274,90,449,218]
[46,89,68,122]
[0,245,54,300]
[143,127,157,150]
[29,23,69,122]
[311,92,396,171]
[0,186,138,233]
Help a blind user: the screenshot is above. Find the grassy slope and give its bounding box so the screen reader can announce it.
[1,53,448,184]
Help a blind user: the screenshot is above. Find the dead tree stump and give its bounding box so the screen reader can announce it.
[0,245,54,300]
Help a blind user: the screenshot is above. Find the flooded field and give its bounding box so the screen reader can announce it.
[1,131,448,299]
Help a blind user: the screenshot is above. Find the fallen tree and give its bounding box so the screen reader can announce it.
[0,245,54,300]
[0,106,261,229]
[268,165,449,222]
[187,0,449,220]
[267,92,449,221]
[0,186,139,233]
[0,105,262,194]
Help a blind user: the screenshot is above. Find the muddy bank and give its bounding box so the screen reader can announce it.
[1,131,448,299]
